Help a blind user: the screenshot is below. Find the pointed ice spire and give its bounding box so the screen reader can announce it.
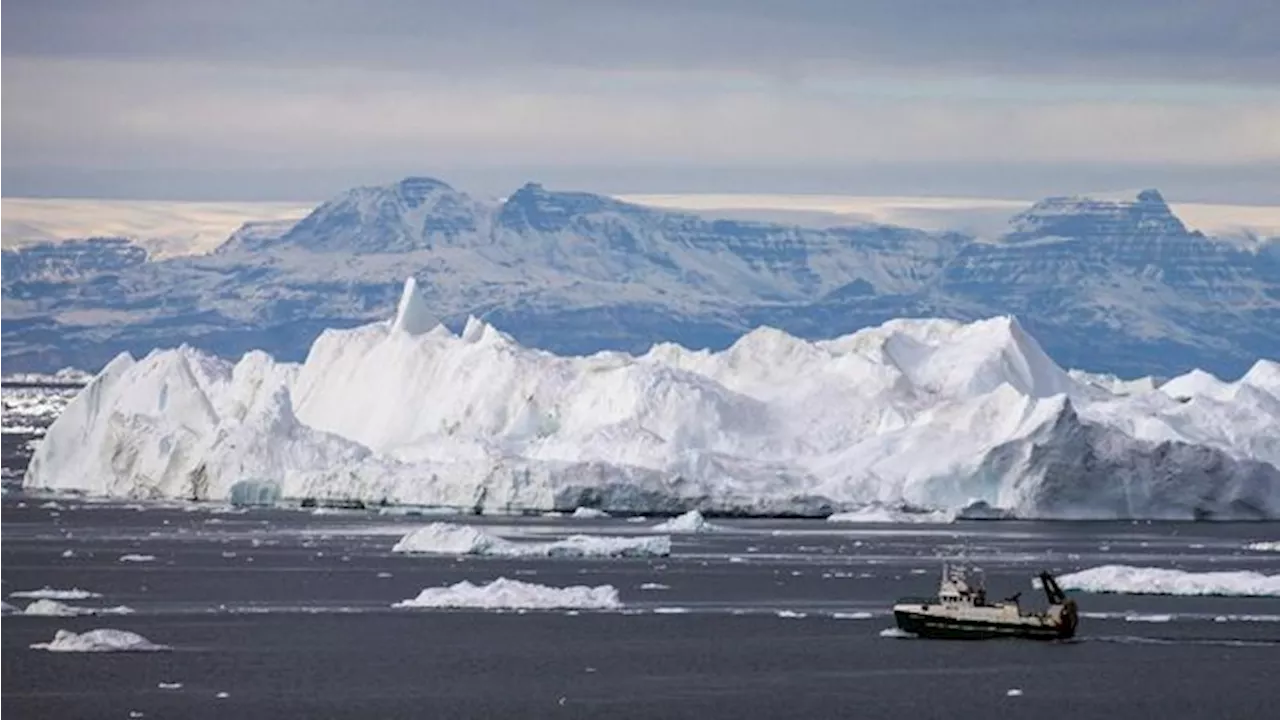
[390,277,438,336]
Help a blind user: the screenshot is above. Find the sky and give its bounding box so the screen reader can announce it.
[4,0,1279,203]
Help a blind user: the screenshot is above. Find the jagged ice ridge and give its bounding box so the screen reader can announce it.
[22,278,1280,519]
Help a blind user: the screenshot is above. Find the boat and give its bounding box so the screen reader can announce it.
[892,564,1078,640]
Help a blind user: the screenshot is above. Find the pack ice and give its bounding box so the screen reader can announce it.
[23,278,1280,519]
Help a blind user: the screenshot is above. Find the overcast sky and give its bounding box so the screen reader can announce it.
[4,0,1278,202]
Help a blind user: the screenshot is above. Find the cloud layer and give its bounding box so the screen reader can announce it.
[4,1,1278,200]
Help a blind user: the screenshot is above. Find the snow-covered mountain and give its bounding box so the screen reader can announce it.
[2,177,1276,378]
[26,279,1280,519]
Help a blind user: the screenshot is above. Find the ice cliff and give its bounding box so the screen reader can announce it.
[23,279,1280,519]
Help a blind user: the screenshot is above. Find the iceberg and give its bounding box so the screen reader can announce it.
[30,628,169,652]
[570,507,610,518]
[391,522,671,558]
[1245,541,1280,552]
[1057,565,1280,597]
[392,577,621,610]
[23,279,1280,519]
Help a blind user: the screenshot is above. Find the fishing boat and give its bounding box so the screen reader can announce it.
[892,564,1077,640]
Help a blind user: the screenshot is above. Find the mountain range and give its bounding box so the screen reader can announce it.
[3,177,1277,378]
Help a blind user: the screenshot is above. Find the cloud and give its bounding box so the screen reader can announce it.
[5,58,1277,169]
[3,1,1278,200]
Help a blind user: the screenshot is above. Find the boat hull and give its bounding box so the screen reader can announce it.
[893,609,1074,641]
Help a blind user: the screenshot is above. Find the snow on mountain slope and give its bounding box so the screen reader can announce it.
[24,279,1280,519]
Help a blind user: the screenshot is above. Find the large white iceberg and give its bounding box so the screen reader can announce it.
[1057,565,1280,597]
[391,522,671,558]
[30,628,169,652]
[392,577,621,610]
[23,278,1280,519]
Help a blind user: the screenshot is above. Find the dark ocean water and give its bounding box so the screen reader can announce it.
[3,498,1279,719]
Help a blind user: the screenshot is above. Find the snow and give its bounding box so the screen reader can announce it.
[392,578,621,610]
[23,281,1280,520]
[571,507,610,518]
[652,510,719,533]
[1058,565,1280,597]
[1,198,309,258]
[391,522,671,558]
[1245,541,1280,552]
[29,629,169,653]
[10,587,102,600]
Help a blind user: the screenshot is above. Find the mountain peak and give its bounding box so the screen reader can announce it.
[393,176,457,206]
[275,176,483,253]
[498,182,637,232]
[1006,188,1187,240]
[1136,188,1166,205]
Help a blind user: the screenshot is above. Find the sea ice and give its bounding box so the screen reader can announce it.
[391,522,671,558]
[826,504,955,524]
[20,600,135,617]
[22,600,87,616]
[30,629,169,653]
[1057,565,1280,597]
[118,554,157,563]
[393,578,621,610]
[651,510,719,533]
[570,507,610,518]
[1245,541,1280,552]
[10,587,102,600]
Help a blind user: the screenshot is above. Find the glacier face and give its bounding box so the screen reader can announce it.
[24,279,1280,520]
[4,178,1275,378]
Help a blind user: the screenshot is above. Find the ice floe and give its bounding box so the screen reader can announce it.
[1245,541,1280,552]
[651,510,719,533]
[570,507,610,519]
[19,600,135,617]
[10,587,102,600]
[118,554,157,563]
[826,504,956,524]
[392,578,621,610]
[391,522,671,558]
[30,629,169,652]
[1057,565,1280,597]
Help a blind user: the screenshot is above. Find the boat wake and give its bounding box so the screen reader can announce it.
[1088,635,1280,649]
